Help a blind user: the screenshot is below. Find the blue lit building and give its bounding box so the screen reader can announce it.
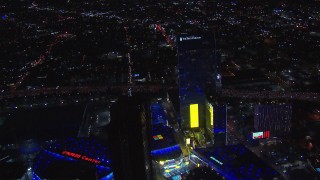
[151,102,168,126]
[32,137,113,180]
[151,124,185,178]
[150,103,185,178]
[177,33,221,130]
[151,125,182,161]
[190,144,281,180]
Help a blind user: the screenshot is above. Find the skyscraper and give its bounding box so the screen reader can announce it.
[108,96,153,180]
[254,104,292,137]
[213,105,227,146]
[177,34,221,130]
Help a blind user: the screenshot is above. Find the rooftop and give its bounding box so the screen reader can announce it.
[151,124,182,161]
[193,144,281,180]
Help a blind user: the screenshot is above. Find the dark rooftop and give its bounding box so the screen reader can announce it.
[193,144,282,180]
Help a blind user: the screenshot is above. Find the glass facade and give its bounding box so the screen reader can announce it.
[254,104,292,137]
[177,34,220,130]
[213,105,227,146]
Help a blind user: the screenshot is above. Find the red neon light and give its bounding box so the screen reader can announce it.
[61,150,101,164]
[262,131,270,138]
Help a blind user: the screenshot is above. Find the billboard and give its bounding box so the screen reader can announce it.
[209,103,214,126]
[252,131,270,139]
[190,104,199,128]
[153,134,164,141]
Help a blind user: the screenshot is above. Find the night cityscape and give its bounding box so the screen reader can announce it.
[0,0,320,179]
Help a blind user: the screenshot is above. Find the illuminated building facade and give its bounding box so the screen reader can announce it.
[151,102,168,125]
[151,125,182,161]
[150,103,185,178]
[254,104,292,137]
[190,104,200,128]
[252,131,270,139]
[177,34,221,130]
[204,101,214,142]
[151,125,184,178]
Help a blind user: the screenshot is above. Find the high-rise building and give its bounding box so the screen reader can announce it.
[108,96,153,180]
[213,105,227,146]
[254,104,292,137]
[203,103,227,146]
[177,34,221,130]
[204,101,214,142]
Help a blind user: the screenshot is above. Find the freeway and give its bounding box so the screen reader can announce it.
[1,86,320,102]
[221,89,320,102]
[0,84,177,100]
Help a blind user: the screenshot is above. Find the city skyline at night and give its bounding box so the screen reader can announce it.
[0,0,320,179]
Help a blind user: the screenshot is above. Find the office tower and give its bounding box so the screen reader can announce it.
[109,96,153,180]
[204,102,214,142]
[213,105,227,146]
[203,103,227,146]
[177,34,221,130]
[254,104,292,137]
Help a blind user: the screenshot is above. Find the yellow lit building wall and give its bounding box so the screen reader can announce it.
[190,104,199,128]
[209,104,214,126]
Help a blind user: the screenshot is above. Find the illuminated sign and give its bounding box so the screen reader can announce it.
[209,103,214,126]
[153,134,164,140]
[172,175,182,180]
[61,150,101,164]
[210,156,223,165]
[263,131,270,138]
[252,132,263,139]
[252,131,270,139]
[179,36,201,41]
[190,104,199,128]
[186,138,190,145]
